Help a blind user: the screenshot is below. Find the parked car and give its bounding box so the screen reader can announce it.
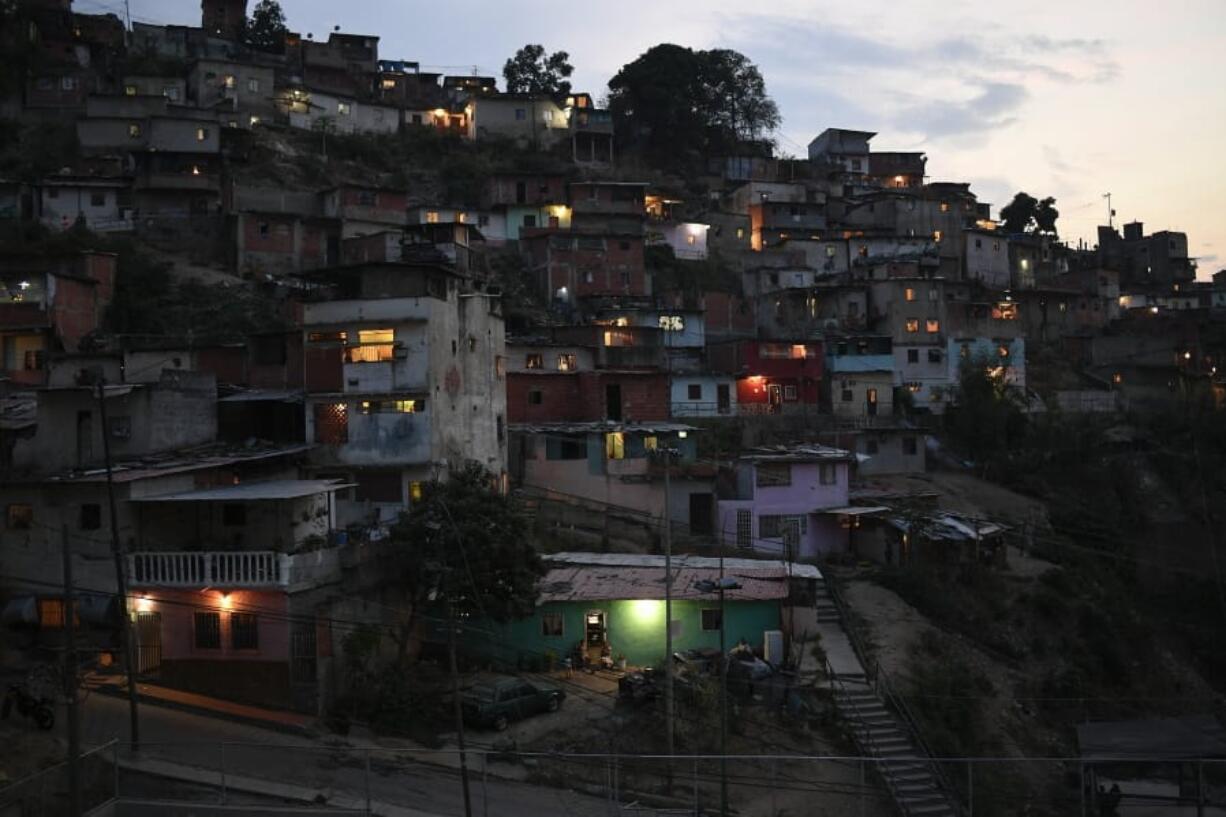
[462,677,565,732]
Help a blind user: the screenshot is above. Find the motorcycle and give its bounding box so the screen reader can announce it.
[2,683,55,730]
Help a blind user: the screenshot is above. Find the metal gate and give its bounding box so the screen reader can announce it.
[134,611,162,675]
[291,621,317,683]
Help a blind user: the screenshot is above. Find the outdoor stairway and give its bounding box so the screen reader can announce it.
[833,680,960,817]
[814,581,841,625]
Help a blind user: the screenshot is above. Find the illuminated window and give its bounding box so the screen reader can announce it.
[1112,372,1123,385]
[605,432,625,460]
[128,123,142,138]
[557,354,576,371]
[643,436,658,451]
[939,201,950,213]
[998,345,1011,359]
[659,315,685,331]
[39,598,80,629]
[409,481,424,502]
[124,84,137,96]
[736,227,745,239]
[791,344,808,359]
[308,330,347,343]
[381,78,397,90]
[992,303,1018,320]
[338,102,351,116]
[313,403,348,444]
[933,230,943,242]
[526,354,543,369]
[426,211,440,224]
[345,329,395,363]
[223,74,236,89]
[926,320,940,333]
[905,319,919,333]
[196,127,209,141]
[359,399,422,414]
[905,288,916,302]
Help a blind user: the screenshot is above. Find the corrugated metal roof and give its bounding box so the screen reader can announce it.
[130,479,353,503]
[740,444,853,463]
[537,565,789,603]
[817,505,890,516]
[548,551,821,580]
[509,421,698,435]
[218,389,304,403]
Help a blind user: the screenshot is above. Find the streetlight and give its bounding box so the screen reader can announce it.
[648,443,679,786]
[694,576,742,817]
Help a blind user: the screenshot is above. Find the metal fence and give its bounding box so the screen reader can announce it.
[4,741,1225,817]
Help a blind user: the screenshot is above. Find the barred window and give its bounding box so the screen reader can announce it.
[541,613,563,637]
[194,612,221,649]
[756,463,791,487]
[231,613,259,650]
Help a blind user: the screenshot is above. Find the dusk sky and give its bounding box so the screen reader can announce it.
[111,0,1225,279]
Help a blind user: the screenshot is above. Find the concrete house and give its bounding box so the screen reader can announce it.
[188,59,277,127]
[707,339,824,416]
[39,176,132,233]
[715,446,857,560]
[298,261,507,524]
[457,552,818,669]
[825,335,895,420]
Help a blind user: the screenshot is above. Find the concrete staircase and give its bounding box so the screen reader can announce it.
[833,680,959,817]
[818,579,961,817]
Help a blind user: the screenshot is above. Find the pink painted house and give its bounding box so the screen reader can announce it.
[715,446,856,561]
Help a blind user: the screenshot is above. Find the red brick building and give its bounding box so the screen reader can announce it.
[481,173,567,209]
[521,231,647,301]
[505,340,669,424]
[0,251,116,385]
[708,339,824,414]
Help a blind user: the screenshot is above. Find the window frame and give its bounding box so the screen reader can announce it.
[700,608,722,632]
[194,611,222,650]
[230,612,259,650]
[541,612,564,638]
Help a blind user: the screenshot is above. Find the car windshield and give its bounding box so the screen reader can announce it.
[466,684,496,702]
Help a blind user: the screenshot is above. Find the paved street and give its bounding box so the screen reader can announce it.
[77,694,615,817]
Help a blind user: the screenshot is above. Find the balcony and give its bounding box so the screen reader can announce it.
[135,172,222,192]
[128,551,288,589]
[0,302,50,330]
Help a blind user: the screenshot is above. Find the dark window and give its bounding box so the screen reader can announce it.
[515,181,526,204]
[528,389,543,405]
[355,472,402,503]
[80,504,101,530]
[903,436,918,456]
[865,438,879,455]
[928,349,942,363]
[90,192,106,207]
[222,504,247,526]
[687,383,702,400]
[819,463,837,485]
[252,335,287,365]
[108,416,131,439]
[756,463,791,487]
[231,613,258,650]
[541,612,563,637]
[258,222,270,236]
[701,609,722,631]
[194,612,221,649]
[907,349,919,364]
[523,214,536,228]
[841,389,854,402]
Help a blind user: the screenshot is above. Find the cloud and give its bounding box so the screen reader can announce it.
[892,81,1028,139]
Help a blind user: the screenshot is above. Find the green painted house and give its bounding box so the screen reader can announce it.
[456,552,820,670]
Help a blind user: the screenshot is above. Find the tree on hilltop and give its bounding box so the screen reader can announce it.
[244,0,289,54]
[503,44,574,95]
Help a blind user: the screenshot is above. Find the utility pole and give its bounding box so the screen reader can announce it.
[447,597,474,817]
[663,441,675,788]
[96,379,140,750]
[62,525,81,817]
[1103,192,1113,229]
[718,553,729,817]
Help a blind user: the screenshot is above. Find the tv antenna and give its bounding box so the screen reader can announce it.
[1103,192,1115,228]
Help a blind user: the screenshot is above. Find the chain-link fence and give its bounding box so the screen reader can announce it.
[5,743,1225,817]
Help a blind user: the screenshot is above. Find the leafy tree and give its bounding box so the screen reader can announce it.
[503,44,573,95]
[377,462,543,663]
[1000,191,1059,236]
[943,355,1026,474]
[608,44,780,163]
[243,0,289,54]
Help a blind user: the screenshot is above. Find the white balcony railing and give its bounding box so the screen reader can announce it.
[128,551,288,588]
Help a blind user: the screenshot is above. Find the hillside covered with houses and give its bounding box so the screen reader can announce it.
[2,1,1226,814]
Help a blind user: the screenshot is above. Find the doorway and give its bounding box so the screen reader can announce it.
[134,611,162,675]
[717,383,731,414]
[689,493,714,536]
[605,384,622,421]
[584,610,607,663]
[767,384,783,413]
[866,388,878,416]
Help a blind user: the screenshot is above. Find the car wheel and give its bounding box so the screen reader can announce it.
[493,715,509,732]
[546,695,560,712]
